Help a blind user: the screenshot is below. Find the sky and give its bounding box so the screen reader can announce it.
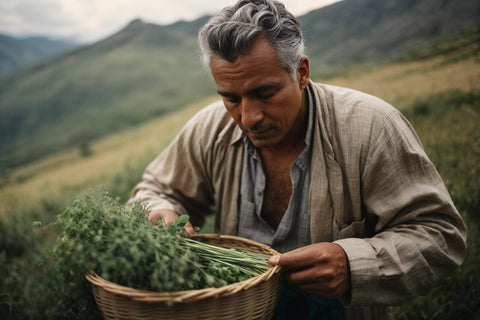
[0,0,342,43]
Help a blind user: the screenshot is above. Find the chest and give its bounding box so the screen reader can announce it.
[261,163,293,229]
[236,139,315,250]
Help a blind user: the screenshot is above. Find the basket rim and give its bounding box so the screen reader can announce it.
[85,234,281,303]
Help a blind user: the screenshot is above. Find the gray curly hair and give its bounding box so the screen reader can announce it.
[197,0,305,81]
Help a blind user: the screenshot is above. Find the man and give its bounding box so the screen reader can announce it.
[128,0,467,319]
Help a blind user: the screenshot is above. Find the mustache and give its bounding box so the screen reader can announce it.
[241,122,274,133]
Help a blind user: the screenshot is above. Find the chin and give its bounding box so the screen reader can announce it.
[250,138,280,149]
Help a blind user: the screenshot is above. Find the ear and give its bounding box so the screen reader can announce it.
[296,57,310,90]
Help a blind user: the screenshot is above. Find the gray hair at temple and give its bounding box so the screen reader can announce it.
[197,0,305,81]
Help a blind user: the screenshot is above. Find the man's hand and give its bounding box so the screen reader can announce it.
[268,242,350,298]
[148,209,196,236]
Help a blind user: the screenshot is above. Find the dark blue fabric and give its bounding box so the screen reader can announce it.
[273,281,345,320]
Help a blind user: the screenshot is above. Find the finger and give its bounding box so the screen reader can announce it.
[284,267,346,298]
[283,266,318,285]
[268,256,309,274]
[286,267,350,299]
[148,211,162,225]
[268,252,311,270]
[268,254,280,265]
[268,248,301,266]
[184,221,197,236]
[163,213,178,226]
[270,247,317,269]
[148,209,179,226]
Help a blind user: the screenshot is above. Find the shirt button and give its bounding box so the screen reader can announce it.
[257,191,263,196]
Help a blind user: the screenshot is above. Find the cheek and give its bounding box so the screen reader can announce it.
[271,106,298,130]
[268,100,294,122]
[224,105,241,123]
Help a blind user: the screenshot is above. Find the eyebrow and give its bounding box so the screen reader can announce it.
[217,89,233,97]
[217,84,278,97]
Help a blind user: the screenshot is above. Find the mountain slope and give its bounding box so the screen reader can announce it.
[0,17,215,170]
[0,0,479,171]
[0,34,77,78]
[301,0,480,76]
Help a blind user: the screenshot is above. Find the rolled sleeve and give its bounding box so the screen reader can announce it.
[334,238,379,307]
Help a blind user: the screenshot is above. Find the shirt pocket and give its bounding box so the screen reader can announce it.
[336,219,367,239]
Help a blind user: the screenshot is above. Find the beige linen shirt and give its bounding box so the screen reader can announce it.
[129,81,466,320]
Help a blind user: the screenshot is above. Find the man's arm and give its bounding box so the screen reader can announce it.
[271,109,467,306]
[127,105,220,230]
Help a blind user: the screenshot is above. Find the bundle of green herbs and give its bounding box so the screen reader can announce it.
[50,189,271,292]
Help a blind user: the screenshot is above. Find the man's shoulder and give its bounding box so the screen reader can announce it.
[310,82,411,151]
[312,82,398,120]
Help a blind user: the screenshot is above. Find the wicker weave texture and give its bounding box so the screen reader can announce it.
[86,234,283,320]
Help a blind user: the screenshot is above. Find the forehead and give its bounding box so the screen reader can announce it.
[210,37,289,89]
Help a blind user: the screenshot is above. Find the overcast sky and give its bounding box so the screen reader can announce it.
[0,0,342,43]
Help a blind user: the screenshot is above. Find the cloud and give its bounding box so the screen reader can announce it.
[0,0,85,39]
[0,0,342,42]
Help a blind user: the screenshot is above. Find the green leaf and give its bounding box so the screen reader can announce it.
[173,215,190,227]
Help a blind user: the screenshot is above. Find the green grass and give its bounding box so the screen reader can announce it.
[1,90,477,319]
[398,30,480,63]
[1,33,479,318]
[392,90,480,320]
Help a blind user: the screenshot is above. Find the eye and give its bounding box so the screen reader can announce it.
[255,87,280,100]
[222,95,241,107]
[227,96,241,103]
[225,97,240,103]
[257,92,276,100]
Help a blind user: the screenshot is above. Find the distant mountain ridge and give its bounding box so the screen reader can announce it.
[0,0,479,171]
[0,34,78,78]
[300,0,480,76]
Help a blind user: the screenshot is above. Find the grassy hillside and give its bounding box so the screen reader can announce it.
[0,17,215,171]
[0,95,217,212]
[326,30,480,109]
[1,0,479,173]
[0,28,479,319]
[1,29,478,213]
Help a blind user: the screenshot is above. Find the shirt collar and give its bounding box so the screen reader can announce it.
[304,84,315,147]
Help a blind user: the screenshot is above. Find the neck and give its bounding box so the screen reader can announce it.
[260,136,305,163]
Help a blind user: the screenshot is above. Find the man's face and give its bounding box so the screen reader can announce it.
[210,37,310,150]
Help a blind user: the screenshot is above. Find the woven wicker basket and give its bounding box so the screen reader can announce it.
[86,234,283,320]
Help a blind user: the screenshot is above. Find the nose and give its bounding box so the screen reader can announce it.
[240,98,264,129]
